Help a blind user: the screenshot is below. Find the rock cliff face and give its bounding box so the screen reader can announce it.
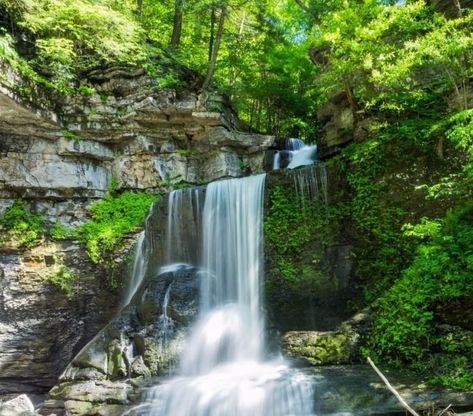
[0,61,276,403]
[0,63,274,224]
[0,240,131,403]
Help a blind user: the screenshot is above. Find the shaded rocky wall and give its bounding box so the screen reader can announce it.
[0,61,276,403]
[0,238,135,403]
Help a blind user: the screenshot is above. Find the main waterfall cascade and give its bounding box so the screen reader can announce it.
[122,140,325,415]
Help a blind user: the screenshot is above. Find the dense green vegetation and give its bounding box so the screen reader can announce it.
[0,199,46,248]
[0,0,316,137]
[1,0,473,391]
[311,0,473,388]
[77,191,157,286]
[0,191,156,291]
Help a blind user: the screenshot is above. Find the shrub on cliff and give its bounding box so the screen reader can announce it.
[77,191,157,286]
[0,199,45,248]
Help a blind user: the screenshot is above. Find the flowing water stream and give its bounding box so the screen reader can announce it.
[128,173,315,415]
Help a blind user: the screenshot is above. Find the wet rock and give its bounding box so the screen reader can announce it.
[282,310,371,366]
[60,266,200,382]
[0,394,35,416]
[49,380,131,404]
[0,242,121,400]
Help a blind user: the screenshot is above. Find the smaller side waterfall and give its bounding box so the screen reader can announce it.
[293,163,328,204]
[273,138,318,170]
[121,231,147,308]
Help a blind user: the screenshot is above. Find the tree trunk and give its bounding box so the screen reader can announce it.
[294,0,309,12]
[208,7,217,62]
[202,4,227,91]
[137,0,143,19]
[170,0,184,48]
[453,0,462,17]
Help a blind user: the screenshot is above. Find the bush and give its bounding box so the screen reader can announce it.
[366,203,473,372]
[77,191,157,286]
[47,255,76,297]
[0,199,45,248]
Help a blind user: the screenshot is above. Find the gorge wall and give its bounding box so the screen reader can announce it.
[0,60,276,403]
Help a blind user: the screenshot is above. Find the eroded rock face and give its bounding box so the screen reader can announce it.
[0,240,127,403]
[0,61,275,224]
[42,266,200,415]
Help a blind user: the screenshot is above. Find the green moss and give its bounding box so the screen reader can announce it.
[47,255,76,298]
[77,191,157,287]
[264,179,347,328]
[49,222,76,240]
[0,199,46,248]
[285,330,356,366]
[63,130,81,141]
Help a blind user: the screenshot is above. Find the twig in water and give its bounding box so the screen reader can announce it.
[367,357,420,416]
[438,404,453,416]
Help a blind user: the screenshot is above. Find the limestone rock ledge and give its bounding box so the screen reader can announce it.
[0,61,275,224]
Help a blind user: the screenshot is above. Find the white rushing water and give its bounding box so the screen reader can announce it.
[121,231,147,308]
[273,138,318,170]
[142,174,314,416]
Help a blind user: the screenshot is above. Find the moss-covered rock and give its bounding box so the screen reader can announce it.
[107,339,127,379]
[281,310,371,366]
[282,330,358,366]
[264,165,358,332]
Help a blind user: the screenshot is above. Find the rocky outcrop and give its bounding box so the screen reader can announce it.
[317,92,355,158]
[0,62,274,224]
[428,0,473,18]
[41,265,200,415]
[264,164,359,332]
[0,238,135,403]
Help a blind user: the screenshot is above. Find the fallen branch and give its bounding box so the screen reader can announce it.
[367,357,420,416]
[438,403,453,416]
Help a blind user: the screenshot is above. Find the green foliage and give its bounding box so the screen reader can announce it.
[366,203,473,366]
[264,181,336,291]
[0,199,45,248]
[49,222,76,240]
[334,137,414,302]
[47,255,76,297]
[312,1,473,112]
[430,356,473,390]
[63,130,81,141]
[77,192,157,286]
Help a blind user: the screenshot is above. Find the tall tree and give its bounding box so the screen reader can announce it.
[137,0,143,19]
[201,2,227,90]
[170,0,184,48]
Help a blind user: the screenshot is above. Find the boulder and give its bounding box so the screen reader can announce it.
[282,310,371,366]
[45,265,201,415]
[0,395,34,416]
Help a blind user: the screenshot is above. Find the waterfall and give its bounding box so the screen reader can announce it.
[121,231,147,308]
[139,174,314,416]
[293,163,328,205]
[273,138,318,170]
